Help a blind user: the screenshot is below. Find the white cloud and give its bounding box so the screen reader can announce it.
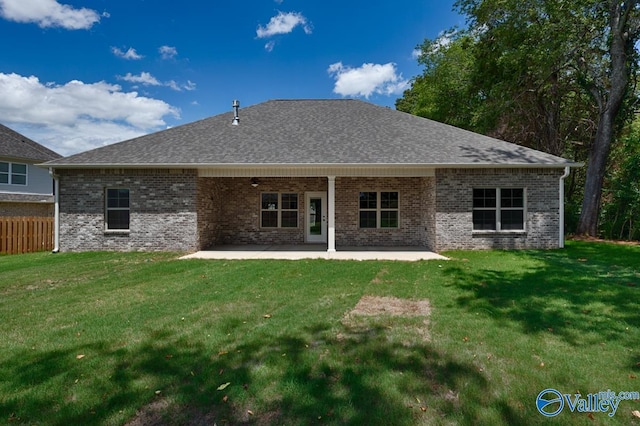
[117,72,161,86]
[264,40,276,52]
[166,80,181,91]
[111,47,144,60]
[256,11,311,38]
[159,45,177,60]
[0,72,179,155]
[0,0,101,29]
[327,62,409,98]
[117,72,196,92]
[427,29,458,55]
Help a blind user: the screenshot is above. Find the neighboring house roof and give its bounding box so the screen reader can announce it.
[0,124,61,162]
[45,99,578,168]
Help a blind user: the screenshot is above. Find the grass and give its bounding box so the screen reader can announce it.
[0,241,639,425]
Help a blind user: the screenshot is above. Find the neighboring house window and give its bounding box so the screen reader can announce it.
[472,188,525,231]
[0,162,7,184]
[261,193,298,228]
[0,162,27,185]
[105,188,130,230]
[359,191,399,228]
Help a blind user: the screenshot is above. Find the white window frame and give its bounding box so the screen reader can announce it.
[105,188,130,231]
[472,188,526,232]
[0,161,27,186]
[358,191,400,229]
[260,192,299,228]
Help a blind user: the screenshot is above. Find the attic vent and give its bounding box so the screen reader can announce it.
[232,100,240,125]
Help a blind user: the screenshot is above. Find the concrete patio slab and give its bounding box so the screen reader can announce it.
[180,245,448,261]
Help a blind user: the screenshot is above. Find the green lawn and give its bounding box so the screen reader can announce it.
[1,241,639,425]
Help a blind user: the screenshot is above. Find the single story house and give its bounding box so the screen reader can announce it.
[43,99,580,253]
[1,123,61,217]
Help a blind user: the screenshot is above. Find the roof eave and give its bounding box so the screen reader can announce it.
[43,161,584,169]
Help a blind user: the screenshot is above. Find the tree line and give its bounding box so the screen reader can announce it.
[397,0,640,240]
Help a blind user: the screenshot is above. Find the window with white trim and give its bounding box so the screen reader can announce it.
[261,192,298,228]
[472,188,525,231]
[106,188,130,230]
[359,191,399,228]
[0,162,27,185]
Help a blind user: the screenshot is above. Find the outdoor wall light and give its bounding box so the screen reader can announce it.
[250,178,259,188]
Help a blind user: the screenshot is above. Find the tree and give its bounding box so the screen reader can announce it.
[399,0,640,236]
[574,1,640,235]
[600,121,640,240]
[396,32,483,132]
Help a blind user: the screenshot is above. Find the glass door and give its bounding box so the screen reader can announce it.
[305,192,327,243]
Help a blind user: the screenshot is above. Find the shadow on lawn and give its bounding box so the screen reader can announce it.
[2,321,494,425]
[444,241,640,347]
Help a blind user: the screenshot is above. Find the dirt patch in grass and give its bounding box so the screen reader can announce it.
[341,296,432,345]
[369,268,389,284]
[125,399,282,426]
[348,295,431,317]
[568,235,639,246]
[125,398,171,426]
[125,399,228,426]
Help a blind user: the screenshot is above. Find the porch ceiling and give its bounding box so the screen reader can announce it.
[198,165,435,177]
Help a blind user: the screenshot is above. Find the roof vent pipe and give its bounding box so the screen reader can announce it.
[232,100,240,125]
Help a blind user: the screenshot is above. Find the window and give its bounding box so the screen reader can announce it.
[261,193,298,228]
[0,162,7,184]
[0,162,27,185]
[106,188,130,230]
[473,188,525,231]
[359,191,399,228]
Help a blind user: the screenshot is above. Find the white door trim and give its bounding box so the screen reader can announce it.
[305,192,327,244]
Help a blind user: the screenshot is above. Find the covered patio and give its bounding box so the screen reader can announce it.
[180,245,447,261]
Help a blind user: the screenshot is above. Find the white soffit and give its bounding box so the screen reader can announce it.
[198,166,436,178]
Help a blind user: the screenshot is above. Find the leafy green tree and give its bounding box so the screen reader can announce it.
[572,1,640,235]
[600,122,640,240]
[399,0,640,236]
[396,32,483,132]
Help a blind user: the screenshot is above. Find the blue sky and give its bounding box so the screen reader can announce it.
[0,0,462,156]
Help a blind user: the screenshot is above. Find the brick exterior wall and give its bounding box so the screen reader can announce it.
[58,169,198,251]
[335,177,433,248]
[197,177,327,247]
[56,168,563,252]
[434,168,563,250]
[196,176,434,249]
[0,202,53,217]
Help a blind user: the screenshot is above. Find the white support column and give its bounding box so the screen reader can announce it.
[327,176,336,252]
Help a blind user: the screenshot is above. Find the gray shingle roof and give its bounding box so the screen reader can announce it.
[45,99,577,168]
[0,123,61,162]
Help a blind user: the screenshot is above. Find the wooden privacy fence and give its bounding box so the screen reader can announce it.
[0,216,54,254]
